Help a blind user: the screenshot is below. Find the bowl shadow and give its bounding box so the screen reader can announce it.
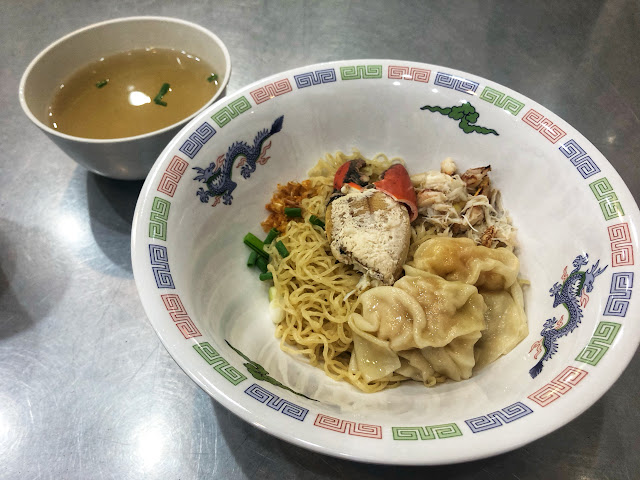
[211,391,606,479]
[0,218,70,340]
[86,172,145,274]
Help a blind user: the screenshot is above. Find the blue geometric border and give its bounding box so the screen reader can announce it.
[294,68,337,88]
[465,402,533,433]
[244,383,308,421]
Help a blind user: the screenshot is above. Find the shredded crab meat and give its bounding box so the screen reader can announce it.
[461,165,492,195]
[410,160,516,250]
[440,157,457,175]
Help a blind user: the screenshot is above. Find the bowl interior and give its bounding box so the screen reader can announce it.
[132,60,640,464]
[21,17,230,136]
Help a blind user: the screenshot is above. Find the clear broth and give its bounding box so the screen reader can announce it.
[47,48,220,139]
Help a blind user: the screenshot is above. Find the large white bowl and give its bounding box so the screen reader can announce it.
[131,60,640,464]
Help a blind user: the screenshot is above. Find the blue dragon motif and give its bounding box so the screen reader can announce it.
[193,115,284,205]
[529,254,607,378]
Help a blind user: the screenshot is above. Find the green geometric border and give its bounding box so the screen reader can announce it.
[211,96,252,128]
[392,423,462,440]
[340,65,382,80]
[193,342,247,385]
[479,86,525,116]
[149,196,170,241]
[575,321,622,366]
[589,177,625,220]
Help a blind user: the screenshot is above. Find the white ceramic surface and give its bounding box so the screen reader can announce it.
[19,16,231,180]
[131,60,640,465]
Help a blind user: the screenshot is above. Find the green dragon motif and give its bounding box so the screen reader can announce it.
[420,102,498,136]
[225,340,315,401]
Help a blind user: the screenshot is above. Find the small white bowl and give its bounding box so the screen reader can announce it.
[19,16,231,180]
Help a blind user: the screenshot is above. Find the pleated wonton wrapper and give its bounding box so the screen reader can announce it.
[348,237,528,385]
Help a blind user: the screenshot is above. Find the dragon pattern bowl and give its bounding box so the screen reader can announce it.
[131,60,640,465]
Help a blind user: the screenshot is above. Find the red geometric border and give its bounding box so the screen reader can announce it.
[161,294,202,339]
[608,223,635,267]
[522,108,566,144]
[250,78,293,104]
[527,366,588,407]
[157,155,189,197]
[387,65,431,83]
[313,413,382,439]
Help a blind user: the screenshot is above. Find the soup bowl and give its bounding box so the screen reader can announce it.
[19,16,231,180]
[131,60,640,464]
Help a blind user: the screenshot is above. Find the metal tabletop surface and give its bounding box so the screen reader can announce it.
[2,1,639,478]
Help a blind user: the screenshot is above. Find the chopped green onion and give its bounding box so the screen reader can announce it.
[243,233,269,259]
[256,256,269,273]
[264,228,279,244]
[247,251,258,267]
[259,271,273,281]
[309,215,325,229]
[268,286,277,302]
[275,240,289,258]
[154,83,171,106]
[207,73,218,83]
[284,207,302,217]
[96,79,109,88]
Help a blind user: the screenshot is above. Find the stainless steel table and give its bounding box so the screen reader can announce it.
[2,1,639,478]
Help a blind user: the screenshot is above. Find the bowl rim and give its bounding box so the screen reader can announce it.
[18,15,231,144]
[131,58,640,465]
